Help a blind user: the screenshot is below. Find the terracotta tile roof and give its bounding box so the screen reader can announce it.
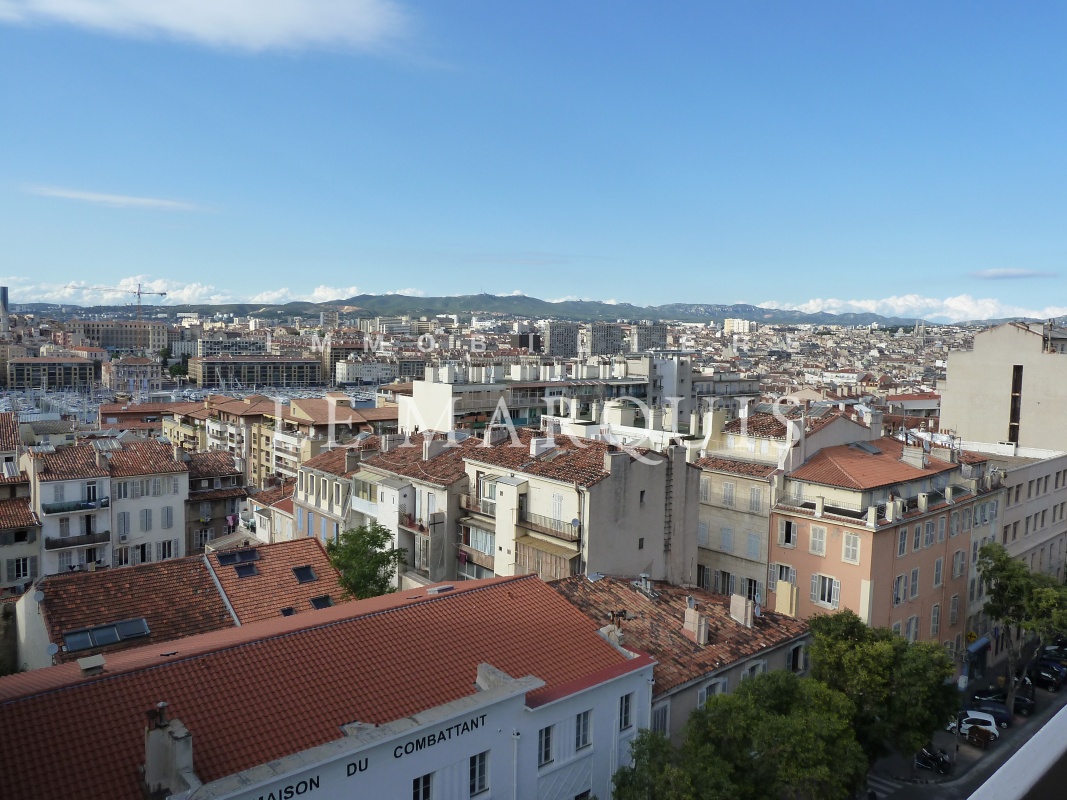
[248,480,295,508]
[185,450,241,480]
[188,486,248,503]
[693,456,778,479]
[98,402,202,417]
[0,497,38,530]
[34,557,236,665]
[0,469,28,486]
[274,497,294,515]
[887,393,941,402]
[207,539,345,624]
[360,433,471,487]
[787,437,958,491]
[106,440,189,477]
[553,576,807,696]
[0,411,21,451]
[301,438,380,477]
[958,450,989,465]
[459,429,656,489]
[32,444,110,481]
[722,409,858,440]
[0,575,649,800]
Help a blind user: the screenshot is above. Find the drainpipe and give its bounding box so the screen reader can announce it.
[511,730,521,800]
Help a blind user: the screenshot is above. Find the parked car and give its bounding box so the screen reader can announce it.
[1037,658,1067,680]
[970,687,1036,717]
[1016,663,1063,692]
[947,710,1001,740]
[966,700,1012,727]
[1040,646,1067,667]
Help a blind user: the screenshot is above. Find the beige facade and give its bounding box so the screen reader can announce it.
[66,319,168,352]
[8,357,95,390]
[941,322,1067,450]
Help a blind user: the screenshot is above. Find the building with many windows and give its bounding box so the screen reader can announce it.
[7,356,95,390]
[0,575,654,800]
[183,450,246,554]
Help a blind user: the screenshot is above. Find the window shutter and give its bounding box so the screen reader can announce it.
[29,556,38,579]
[778,519,785,544]
[788,567,796,584]
[5,560,14,583]
[132,547,141,566]
[0,531,10,547]
[810,573,818,602]
[132,481,141,498]
[768,562,778,591]
[156,541,163,561]
[756,580,764,604]
[831,579,841,609]
[172,538,180,557]
[728,574,736,595]
[713,571,720,594]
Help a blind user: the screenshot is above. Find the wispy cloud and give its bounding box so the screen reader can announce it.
[385,288,425,297]
[759,294,1067,324]
[13,276,235,306]
[970,268,1057,280]
[0,0,410,52]
[251,285,361,304]
[26,185,202,211]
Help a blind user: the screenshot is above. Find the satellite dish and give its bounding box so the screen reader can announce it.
[33,590,45,603]
[46,643,59,656]
[571,518,581,528]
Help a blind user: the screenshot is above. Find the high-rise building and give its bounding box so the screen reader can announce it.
[544,321,579,358]
[587,323,624,355]
[631,323,668,352]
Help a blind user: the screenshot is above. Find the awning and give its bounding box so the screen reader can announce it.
[967,636,991,657]
[514,535,579,560]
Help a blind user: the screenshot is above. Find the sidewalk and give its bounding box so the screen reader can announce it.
[865,665,1067,798]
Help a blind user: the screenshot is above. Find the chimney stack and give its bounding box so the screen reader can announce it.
[143,702,200,797]
[345,448,362,473]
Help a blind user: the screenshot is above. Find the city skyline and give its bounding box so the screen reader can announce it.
[3,2,1066,322]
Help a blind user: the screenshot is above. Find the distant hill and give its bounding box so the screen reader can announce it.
[22,292,930,327]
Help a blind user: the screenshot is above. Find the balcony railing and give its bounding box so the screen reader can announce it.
[45,530,111,550]
[460,494,496,517]
[41,497,110,515]
[399,511,428,532]
[517,510,580,542]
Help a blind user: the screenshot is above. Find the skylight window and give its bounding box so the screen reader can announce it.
[281,607,296,617]
[292,565,317,584]
[234,562,258,578]
[310,595,333,610]
[218,549,260,566]
[62,617,151,652]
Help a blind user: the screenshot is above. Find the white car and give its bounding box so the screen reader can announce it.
[946,710,1001,740]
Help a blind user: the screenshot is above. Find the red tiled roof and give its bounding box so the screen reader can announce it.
[360,433,471,487]
[887,393,941,403]
[553,577,808,696]
[0,411,20,451]
[188,486,247,503]
[693,456,778,479]
[958,450,989,465]
[249,480,295,509]
[301,438,380,477]
[207,539,344,624]
[107,440,188,477]
[0,497,38,530]
[32,445,110,481]
[0,575,648,800]
[34,557,236,665]
[787,437,957,491]
[185,450,241,480]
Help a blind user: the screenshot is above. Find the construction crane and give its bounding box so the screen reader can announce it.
[70,282,168,320]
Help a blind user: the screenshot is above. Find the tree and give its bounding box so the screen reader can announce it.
[807,610,958,766]
[158,346,172,365]
[978,542,1067,708]
[613,672,867,800]
[325,523,406,600]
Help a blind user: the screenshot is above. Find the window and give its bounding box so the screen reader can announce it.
[905,615,920,642]
[842,532,860,564]
[811,574,840,608]
[720,527,733,552]
[809,526,826,556]
[293,565,317,583]
[115,481,128,500]
[234,562,258,578]
[924,521,935,548]
[113,547,130,568]
[789,643,806,673]
[412,773,432,800]
[650,704,669,735]
[744,577,763,603]
[697,521,710,548]
[465,526,495,555]
[135,543,152,564]
[938,516,946,542]
[58,551,73,571]
[638,537,644,550]
[950,511,960,537]
[699,477,710,503]
[778,519,797,547]
[714,570,735,595]
[59,517,70,537]
[893,574,908,606]
[575,710,591,750]
[469,751,488,796]
[742,660,767,680]
[912,524,921,551]
[53,484,65,503]
[639,490,645,505]
[117,512,130,537]
[767,563,796,592]
[696,564,710,590]
[538,725,553,767]
[162,506,173,529]
[7,556,36,582]
[910,567,920,599]
[310,595,333,609]
[156,540,176,561]
[746,532,760,560]
[197,529,213,549]
[934,557,943,587]
[697,679,726,706]
[749,487,762,513]
[722,482,735,507]
[151,477,162,497]
[897,529,908,557]
[619,693,633,730]
[140,508,152,532]
[931,604,941,636]
[950,594,959,624]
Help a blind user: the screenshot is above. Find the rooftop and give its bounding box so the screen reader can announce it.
[787,436,959,491]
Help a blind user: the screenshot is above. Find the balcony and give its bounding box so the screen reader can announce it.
[517,510,580,542]
[41,497,110,515]
[350,494,378,518]
[45,530,111,550]
[460,494,496,517]
[399,511,429,533]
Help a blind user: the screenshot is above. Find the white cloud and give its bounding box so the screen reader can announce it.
[26,185,201,211]
[250,288,294,304]
[759,294,1067,323]
[384,288,425,297]
[970,268,1057,280]
[18,276,235,306]
[308,285,361,302]
[0,0,409,52]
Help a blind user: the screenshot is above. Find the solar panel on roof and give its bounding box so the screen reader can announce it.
[115,618,150,639]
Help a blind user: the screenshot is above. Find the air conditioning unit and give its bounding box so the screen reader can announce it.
[118,532,128,543]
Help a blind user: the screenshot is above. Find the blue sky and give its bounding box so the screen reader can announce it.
[1,1,1065,322]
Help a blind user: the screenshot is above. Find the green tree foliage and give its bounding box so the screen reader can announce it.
[325,523,406,600]
[807,610,958,765]
[613,671,866,800]
[978,542,1067,707]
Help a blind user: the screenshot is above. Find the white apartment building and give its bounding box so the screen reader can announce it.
[108,441,189,566]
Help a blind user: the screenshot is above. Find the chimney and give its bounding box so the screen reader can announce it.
[77,654,105,677]
[481,426,509,447]
[945,485,955,504]
[918,492,929,513]
[530,436,555,457]
[380,433,406,453]
[866,504,879,528]
[886,498,896,523]
[95,450,109,469]
[604,450,629,474]
[143,702,200,797]
[683,602,711,646]
[901,445,927,469]
[345,448,362,473]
